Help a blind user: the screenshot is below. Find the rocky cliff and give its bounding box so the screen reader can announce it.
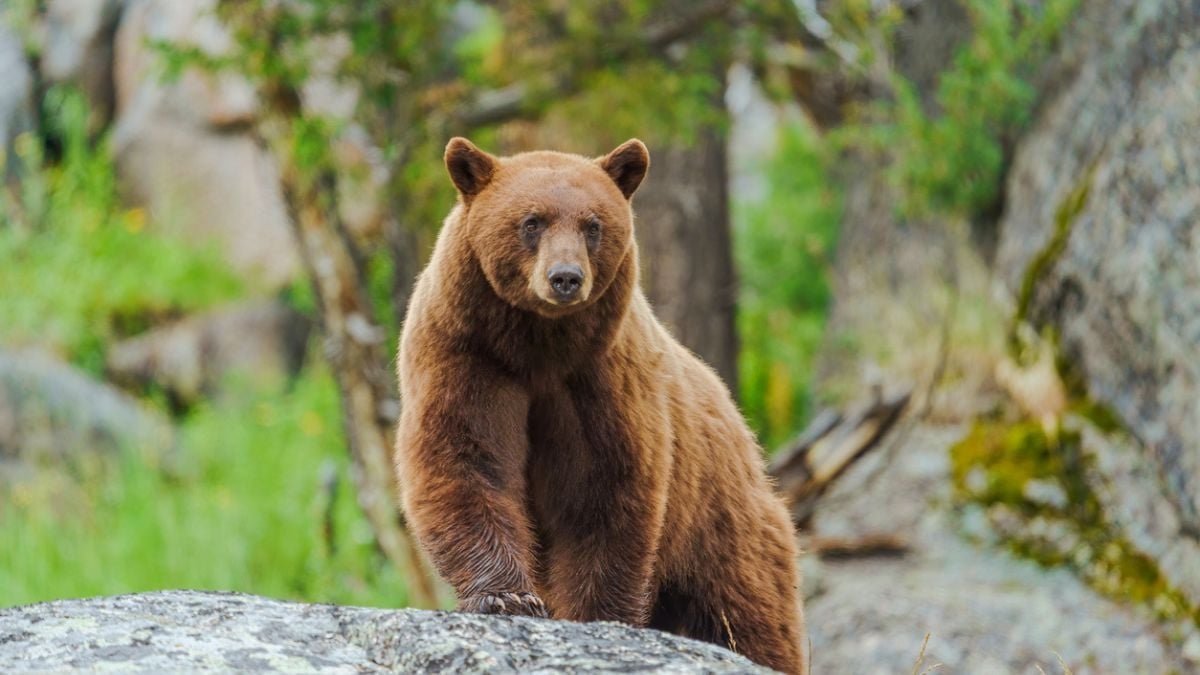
[806,0,1200,670]
[996,0,1200,612]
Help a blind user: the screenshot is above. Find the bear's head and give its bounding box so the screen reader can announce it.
[444,137,649,318]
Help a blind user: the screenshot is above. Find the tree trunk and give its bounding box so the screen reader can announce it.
[634,120,739,393]
[254,78,440,605]
[277,166,440,609]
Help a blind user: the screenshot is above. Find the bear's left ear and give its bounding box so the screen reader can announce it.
[597,139,650,200]
[445,137,498,199]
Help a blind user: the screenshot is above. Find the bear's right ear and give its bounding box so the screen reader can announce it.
[445,137,497,199]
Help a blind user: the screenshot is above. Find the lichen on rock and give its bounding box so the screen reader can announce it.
[0,590,770,673]
[949,417,1200,630]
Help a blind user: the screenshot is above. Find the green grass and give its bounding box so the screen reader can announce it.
[0,367,414,608]
[0,89,413,607]
[734,121,841,449]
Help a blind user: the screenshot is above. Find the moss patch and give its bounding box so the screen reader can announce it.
[951,420,1200,626]
[1010,165,1095,355]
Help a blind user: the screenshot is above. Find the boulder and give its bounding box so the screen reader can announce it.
[110,0,298,289]
[0,349,173,479]
[106,0,390,287]
[809,0,1200,661]
[105,300,311,405]
[112,118,299,288]
[112,0,257,128]
[995,0,1200,560]
[0,590,767,673]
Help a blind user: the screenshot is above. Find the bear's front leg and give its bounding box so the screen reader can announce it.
[529,364,671,625]
[395,356,545,617]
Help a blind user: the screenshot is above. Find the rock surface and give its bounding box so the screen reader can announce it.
[105,300,311,405]
[815,1,1200,661]
[112,0,258,127]
[0,349,173,480]
[995,0,1200,600]
[110,0,298,289]
[803,425,1189,674]
[0,590,767,674]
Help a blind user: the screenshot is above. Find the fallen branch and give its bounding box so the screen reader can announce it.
[801,533,910,560]
[769,386,912,526]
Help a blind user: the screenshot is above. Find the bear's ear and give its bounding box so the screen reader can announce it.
[445,137,497,198]
[597,139,650,200]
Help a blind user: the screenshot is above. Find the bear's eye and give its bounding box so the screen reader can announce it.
[521,216,542,235]
[586,220,602,239]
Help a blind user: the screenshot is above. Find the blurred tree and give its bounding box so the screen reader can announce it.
[636,114,739,391]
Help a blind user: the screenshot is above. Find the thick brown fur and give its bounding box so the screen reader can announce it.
[395,137,808,674]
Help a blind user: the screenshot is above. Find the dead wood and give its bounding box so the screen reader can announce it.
[769,386,912,526]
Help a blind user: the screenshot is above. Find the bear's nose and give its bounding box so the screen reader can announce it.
[547,263,584,300]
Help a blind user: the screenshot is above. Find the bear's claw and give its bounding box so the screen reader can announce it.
[461,591,549,618]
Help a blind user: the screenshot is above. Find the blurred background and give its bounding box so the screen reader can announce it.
[1,0,1197,671]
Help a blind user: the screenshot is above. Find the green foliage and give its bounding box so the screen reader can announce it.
[550,56,726,148]
[844,0,1079,219]
[0,88,242,372]
[0,367,415,609]
[0,86,408,609]
[735,122,841,448]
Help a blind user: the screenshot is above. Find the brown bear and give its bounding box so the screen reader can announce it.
[395,137,807,674]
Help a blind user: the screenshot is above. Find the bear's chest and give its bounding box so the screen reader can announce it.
[523,375,625,521]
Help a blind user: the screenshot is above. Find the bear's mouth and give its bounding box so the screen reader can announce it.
[535,291,588,312]
[530,262,593,312]
[546,289,587,306]
[526,285,593,318]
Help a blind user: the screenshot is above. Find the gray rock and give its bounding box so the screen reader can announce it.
[110,0,298,290]
[112,117,298,289]
[995,0,1200,576]
[0,22,34,182]
[0,590,769,673]
[105,300,311,405]
[107,0,387,288]
[1080,421,1200,611]
[0,349,173,478]
[808,537,1180,675]
[805,0,1200,667]
[112,0,258,129]
[804,425,1185,674]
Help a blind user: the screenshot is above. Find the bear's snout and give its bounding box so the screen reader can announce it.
[547,263,584,301]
